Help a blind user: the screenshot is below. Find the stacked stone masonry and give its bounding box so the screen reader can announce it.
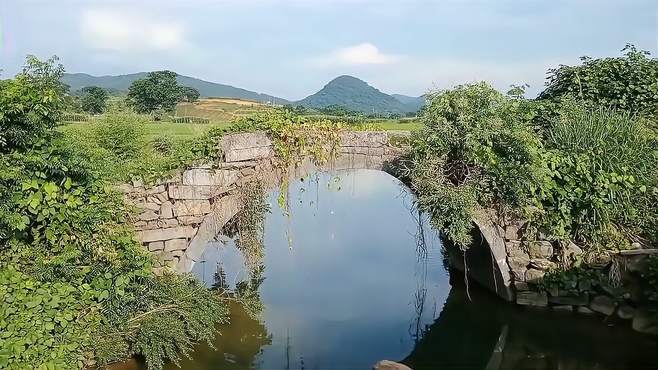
[485,210,658,336]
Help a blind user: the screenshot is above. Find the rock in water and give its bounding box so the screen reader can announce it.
[373,360,413,370]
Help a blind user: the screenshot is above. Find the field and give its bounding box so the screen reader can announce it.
[175,97,274,122]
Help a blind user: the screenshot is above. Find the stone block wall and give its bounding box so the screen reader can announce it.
[485,211,657,335]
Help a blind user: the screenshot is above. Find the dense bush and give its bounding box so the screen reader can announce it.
[93,113,147,159]
[0,56,228,369]
[539,45,658,116]
[409,80,658,254]
[408,82,547,247]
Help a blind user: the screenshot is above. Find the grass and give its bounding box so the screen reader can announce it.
[375,119,423,131]
[61,121,230,142]
[175,98,274,123]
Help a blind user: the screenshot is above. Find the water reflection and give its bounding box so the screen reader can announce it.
[164,169,656,370]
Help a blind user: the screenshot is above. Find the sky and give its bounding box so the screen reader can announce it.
[1,0,656,100]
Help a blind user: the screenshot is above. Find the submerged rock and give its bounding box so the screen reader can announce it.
[373,360,413,370]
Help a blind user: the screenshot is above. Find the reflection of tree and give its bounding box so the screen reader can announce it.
[167,301,272,370]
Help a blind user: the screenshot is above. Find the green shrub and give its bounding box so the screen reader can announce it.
[539,45,658,116]
[93,113,147,159]
[151,135,175,155]
[410,81,658,253]
[408,82,547,247]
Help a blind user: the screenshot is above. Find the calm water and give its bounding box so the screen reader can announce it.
[119,169,657,370]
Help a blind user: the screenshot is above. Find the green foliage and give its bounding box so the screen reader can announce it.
[1,56,228,369]
[93,113,147,159]
[541,106,658,246]
[540,45,658,116]
[410,81,658,253]
[179,86,200,103]
[151,135,175,155]
[79,86,109,114]
[408,82,546,247]
[0,267,101,369]
[127,71,183,113]
[0,55,66,152]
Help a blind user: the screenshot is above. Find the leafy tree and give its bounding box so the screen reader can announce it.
[79,86,109,114]
[179,86,200,102]
[127,71,182,113]
[0,55,66,152]
[539,45,658,116]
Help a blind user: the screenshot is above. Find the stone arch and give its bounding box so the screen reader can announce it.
[122,130,515,301]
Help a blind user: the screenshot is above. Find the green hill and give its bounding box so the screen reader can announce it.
[61,72,288,104]
[296,75,422,114]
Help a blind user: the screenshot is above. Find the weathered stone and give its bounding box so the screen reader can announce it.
[160,201,174,219]
[548,293,589,306]
[132,179,144,188]
[221,132,274,162]
[168,185,226,200]
[527,241,554,259]
[372,360,413,370]
[133,201,159,211]
[525,268,546,283]
[504,220,525,240]
[514,281,529,291]
[116,183,133,193]
[137,226,196,243]
[164,238,187,252]
[139,210,159,221]
[133,220,147,230]
[160,218,179,228]
[240,167,256,176]
[511,269,527,282]
[630,242,642,249]
[178,215,205,225]
[564,241,583,258]
[617,304,635,320]
[552,305,573,312]
[516,291,548,307]
[145,185,166,195]
[155,192,169,203]
[632,309,658,335]
[507,256,530,270]
[146,195,162,205]
[577,306,595,315]
[173,199,211,217]
[530,258,557,271]
[590,295,616,316]
[148,241,164,251]
[182,168,239,187]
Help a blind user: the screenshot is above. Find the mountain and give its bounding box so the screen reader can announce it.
[60,72,288,104]
[296,75,420,114]
[391,94,426,112]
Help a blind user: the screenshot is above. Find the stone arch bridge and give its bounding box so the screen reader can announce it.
[119,130,554,304]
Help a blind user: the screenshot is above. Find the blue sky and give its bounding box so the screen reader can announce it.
[1,0,656,99]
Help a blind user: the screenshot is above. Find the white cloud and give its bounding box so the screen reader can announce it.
[312,43,401,67]
[80,9,185,52]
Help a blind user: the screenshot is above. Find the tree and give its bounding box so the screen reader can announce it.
[539,45,658,116]
[79,86,108,114]
[0,55,66,152]
[179,86,200,102]
[127,70,181,113]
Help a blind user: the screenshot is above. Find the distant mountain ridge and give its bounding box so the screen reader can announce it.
[61,72,288,104]
[296,75,423,114]
[61,72,424,114]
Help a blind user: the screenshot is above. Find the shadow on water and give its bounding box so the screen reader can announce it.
[404,271,657,370]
